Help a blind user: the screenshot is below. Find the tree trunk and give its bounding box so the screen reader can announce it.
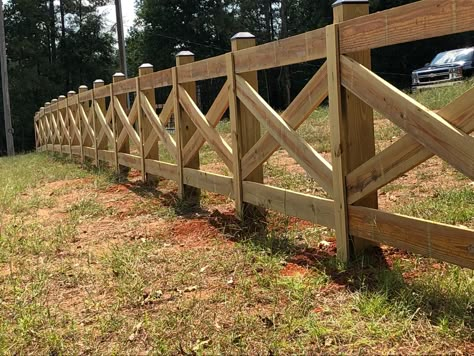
[279,0,291,107]
[49,0,56,63]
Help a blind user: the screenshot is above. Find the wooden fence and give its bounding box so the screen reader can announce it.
[34,0,474,269]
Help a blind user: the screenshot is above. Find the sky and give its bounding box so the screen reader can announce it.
[100,0,137,36]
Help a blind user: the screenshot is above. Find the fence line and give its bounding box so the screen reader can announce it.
[34,0,474,269]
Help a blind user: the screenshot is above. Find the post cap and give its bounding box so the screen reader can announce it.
[40,107,45,110]
[51,99,58,103]
[231,32,255,40]
[332,0,368,7]
[58,95,66,100]
[93,79,105,84]
[79,85,88,89]
[67,90,76,95]
[139,63,153,69]
[176,50,194,57]
[113,72,125,77]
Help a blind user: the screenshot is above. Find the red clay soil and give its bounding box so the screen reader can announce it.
[280,263,310,277]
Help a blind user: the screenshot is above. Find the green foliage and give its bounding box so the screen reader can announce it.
[1,0,116,153]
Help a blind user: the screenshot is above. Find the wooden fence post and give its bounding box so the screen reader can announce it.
[78,85,88,164]
[93,79,105,167]
[175,51,200,204]
[39,107,45,150]
[58,95,66,155]
[112,72,129,175]
[43,102,50,148]
[328,0,378,262]
[227,32,264,220]
[67,91,76,160]
[51,98,58,152]
[138,63,159,183]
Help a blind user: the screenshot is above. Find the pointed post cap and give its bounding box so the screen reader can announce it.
[332,0,368,7]
[40,106,45,110]
[176,50,194,57]
[79,85,88,90]
[113,72,125,78]
[51,99,58,103]
[93,79,104,85]
[139,63,153,69]
[67,91,76,96]
[231,32,255,40]
[58,95,66,100]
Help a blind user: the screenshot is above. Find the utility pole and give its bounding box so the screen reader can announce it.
[115,0,128,77]
[0,0,14,156]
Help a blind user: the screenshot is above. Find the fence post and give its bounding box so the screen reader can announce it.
[138,63,159,183]
[175,51,200,204]
[67,91,75,160]
[112,72,129,175]
[58,95,66,155]
[78,85,88,164]
[227,32,264,220]
[51,98,59,153]
[38,107,44,150]
[43,103,50,149]
[93,79,105,167]
[328,0,378,262]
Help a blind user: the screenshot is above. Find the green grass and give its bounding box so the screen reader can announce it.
[1,78,473,353]
[397,187,474,226]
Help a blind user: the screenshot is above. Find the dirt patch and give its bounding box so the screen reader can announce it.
[280,263,309,277]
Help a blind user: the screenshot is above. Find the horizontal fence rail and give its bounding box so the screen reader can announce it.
[34,0,474,269]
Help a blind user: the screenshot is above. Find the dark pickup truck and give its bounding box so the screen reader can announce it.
[412,47,474,89]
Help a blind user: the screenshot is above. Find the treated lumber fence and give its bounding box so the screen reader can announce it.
[34,0,474,269]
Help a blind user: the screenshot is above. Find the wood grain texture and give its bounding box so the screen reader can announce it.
[241,62,328,180]
[347,85,474,204]
[349,205,474,269]
[145,159,178,181]
[341,55,474,181]
[140,92,177,159]
[178,85,233,170]
[178,54,227,84]
[236,75,334,196]
[339,0,474,54]
[114,96,141,148]
[233,28,326,73]
[326,24,350,262]
[144,90,174,157]
[183,81,229,166]
[139,68,173,90]
[183,168,234,197]
[118,153,142,170]
[243,181,335,229]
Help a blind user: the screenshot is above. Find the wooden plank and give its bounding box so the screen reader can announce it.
[140,68,173,90]
[83,146,95,158]
[347,85,474,204]
[94,101,114,144]
[79,105,95,143]
[178,85,233,170]
[93,84,111,99]
[243,181,335,229]
[112,73,130,174]
[326,24,350,262]
[112,77,136,95]
[175,53,200,202]
[141,92,177,159]
[349,205,474,270]
[183,168,234,197]
[172,66,185,199]
[78,90,93,102]
[233,27,326,73]
[183,81,229,166]
[241,63,328,179]
[236,74,334,196]
[117,93,138,150]
[339,0,474,54]
[71,145,81,155]
[145,159,178,181]
[118,152,142,170]
[96,105,113,145]
[341,55,474,181]
[114,96,141,148]
[144,90,174,157]
[98,149,115,163]
[178,54,227,84]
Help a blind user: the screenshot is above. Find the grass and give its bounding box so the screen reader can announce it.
[0,80,473,354]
